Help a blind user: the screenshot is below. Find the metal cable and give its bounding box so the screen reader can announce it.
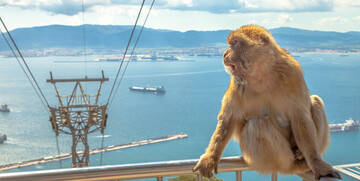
[106,0,146,106]
[108,0,156,108]
[100,132,105,166]
[0,17,63,169]
[100,0,150,163]
[0,17,50,108]
[81,0,88,80]
[0,27,49,111]
[55,135,63,168]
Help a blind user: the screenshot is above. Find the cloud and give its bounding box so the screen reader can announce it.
[160,0,335,13]
[261,18,271,24]
[334,0,360,8]
[354,16,360,21]
[0,0,110,16]
[247,20,258,24]
[165,0,194,7]
[236,0,334,13]
[255,14,293,25]
[0,0,336,15]
[277,13,293,23]
[91,5,140,21]
[318,17,349,25]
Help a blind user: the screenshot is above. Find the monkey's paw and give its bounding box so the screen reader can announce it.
[192,154,219,178]
[313,161,342,181]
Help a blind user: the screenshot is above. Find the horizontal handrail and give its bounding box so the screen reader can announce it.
[0,157,339,181]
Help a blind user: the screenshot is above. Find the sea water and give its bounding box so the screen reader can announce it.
[0,53,359,181]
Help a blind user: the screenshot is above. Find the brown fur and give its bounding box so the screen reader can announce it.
[193,25,341,180]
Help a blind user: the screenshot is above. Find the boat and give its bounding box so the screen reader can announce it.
[339,54,349,57]
[329,118,359,133]
[0,134,7,144]
[0,104,10,112]
[129,86,165,94]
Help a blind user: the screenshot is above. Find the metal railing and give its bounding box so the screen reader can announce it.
[0,156,340,181]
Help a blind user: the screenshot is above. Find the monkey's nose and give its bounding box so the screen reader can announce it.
[223,50,229,59]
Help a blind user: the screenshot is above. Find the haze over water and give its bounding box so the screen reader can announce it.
[0,54,359,180]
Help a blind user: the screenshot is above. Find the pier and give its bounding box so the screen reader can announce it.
[0,133,187,171]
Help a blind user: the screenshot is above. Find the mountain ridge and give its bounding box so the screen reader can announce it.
[1,25,359,51]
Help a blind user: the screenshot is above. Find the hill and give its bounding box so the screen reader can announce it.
[0,25,359,52]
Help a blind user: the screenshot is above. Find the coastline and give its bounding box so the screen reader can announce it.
[0,51,359,59]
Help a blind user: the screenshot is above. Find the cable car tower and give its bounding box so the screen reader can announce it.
[47,71,108,167]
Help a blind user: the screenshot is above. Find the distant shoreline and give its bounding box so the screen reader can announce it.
[1,52,359,59]
[54,60,196,63]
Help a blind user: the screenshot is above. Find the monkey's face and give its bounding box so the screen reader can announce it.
[223,25,275,83]
[223,41,249,79]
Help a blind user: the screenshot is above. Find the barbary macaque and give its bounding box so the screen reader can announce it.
[193,25,342,180]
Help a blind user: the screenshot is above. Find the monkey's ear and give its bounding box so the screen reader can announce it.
[259,34,270,44]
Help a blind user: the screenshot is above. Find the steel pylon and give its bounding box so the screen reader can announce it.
[48,71,108,167]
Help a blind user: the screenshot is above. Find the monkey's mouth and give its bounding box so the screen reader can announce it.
[224,62,236,72]
[229,64,236,72]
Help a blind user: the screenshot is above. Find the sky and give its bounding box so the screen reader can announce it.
[0,0,359,32]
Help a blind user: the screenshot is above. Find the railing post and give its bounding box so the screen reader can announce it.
[197,174,203,181]
[271,172,278,181]
[236,171,242,181]
[156,176,163,181]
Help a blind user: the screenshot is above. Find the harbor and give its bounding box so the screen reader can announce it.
[0,133,187,171]
[93,55,181,62]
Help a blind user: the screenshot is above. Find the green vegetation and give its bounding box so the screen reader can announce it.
[168,175,223,181]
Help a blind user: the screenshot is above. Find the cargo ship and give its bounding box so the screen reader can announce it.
[0,104,10,112]
[330,118,359,133]
[0,134,7,144]
[129,86,165,94]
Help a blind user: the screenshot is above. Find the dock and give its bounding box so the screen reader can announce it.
[334,163,360,180]
[0,133,187,171]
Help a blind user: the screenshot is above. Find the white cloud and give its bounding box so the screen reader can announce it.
[240,0,259,9]
[334,0,360,8]
[277,13,293,23]
[166,0,193,7]
[318,17,349,25]
[261,18,271,24]
[354,16,360,21]
[0,0,110,15]
[0,0,336,15]
[253,14,292,25]
[91,5,139,18]
[247,20,258,24]
[236,0,334,12]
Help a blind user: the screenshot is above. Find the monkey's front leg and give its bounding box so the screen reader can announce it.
[193,116,236,178]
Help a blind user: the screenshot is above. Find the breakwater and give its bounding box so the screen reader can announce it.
[0,133,188,171]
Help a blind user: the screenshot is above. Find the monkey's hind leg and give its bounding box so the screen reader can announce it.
[290,95,335,176]
[288,95,330,162]
[238,116,294,174]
